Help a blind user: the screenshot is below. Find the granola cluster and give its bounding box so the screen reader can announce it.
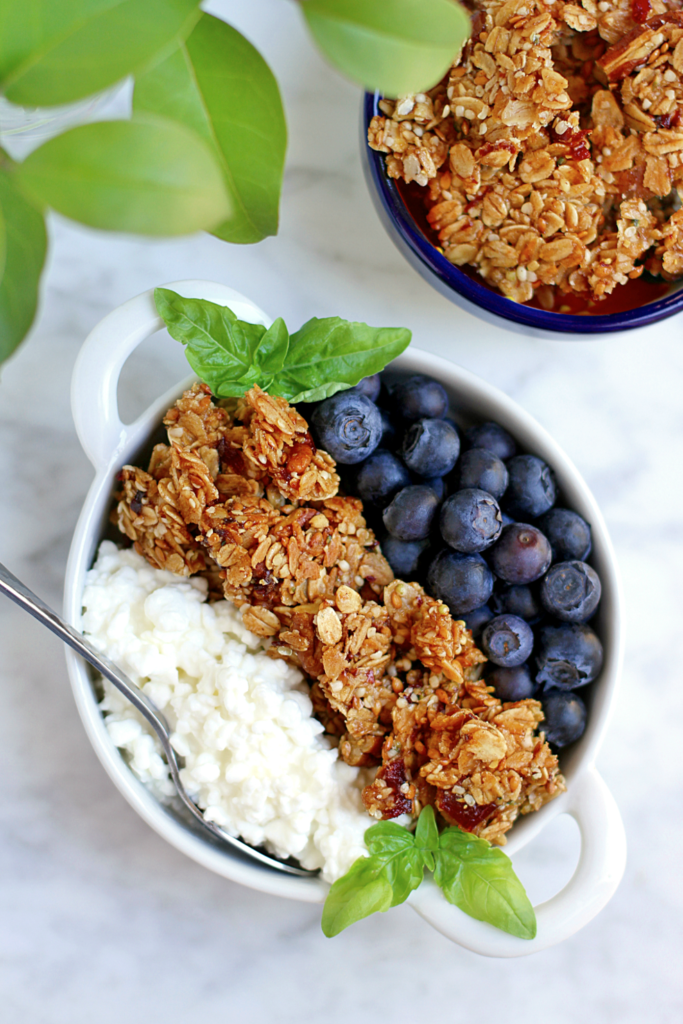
[115,383,564,844]
[368,1,683,305]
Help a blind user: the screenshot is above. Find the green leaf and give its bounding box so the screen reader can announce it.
[16,116,230,236]
[272,317,411,404]
[363,820,424,906]
[0,162,47,363]
[433,827,537,940]
[300,0,471,95]
[154,288,268,394]
[0,0,201,107]
[256,318,290,376]
[414,804,438,871]
[321,857,393,937]
[134,13,287,244]
[154,291,411,402]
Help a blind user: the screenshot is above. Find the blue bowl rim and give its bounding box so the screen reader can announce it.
[363,91,683,334]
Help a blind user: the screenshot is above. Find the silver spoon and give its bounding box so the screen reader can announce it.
[0,561,317,877]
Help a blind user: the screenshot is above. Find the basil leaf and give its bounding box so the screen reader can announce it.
[364,819,416,855]
[256,318,290,376]
[155,288,269,394]
[414,804,438,871]
[16,116,230,236]
[0,163,47,363]
[321,857,393,937]
[154,292,411,402]
[300,0,470,95]
[363,821,423,907]
[134,13,287,244]
[0,0,201,107]
[433,827,537,940]
[272,317,411,404]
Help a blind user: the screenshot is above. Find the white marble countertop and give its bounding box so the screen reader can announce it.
[1,1,682,1019]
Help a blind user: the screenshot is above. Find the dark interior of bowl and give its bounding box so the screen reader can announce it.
[363,92,683,334]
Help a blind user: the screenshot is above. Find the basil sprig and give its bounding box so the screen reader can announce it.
[321,806,537,939]
[155,287,411,403]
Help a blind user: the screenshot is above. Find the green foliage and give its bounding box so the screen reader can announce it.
[300,0,470,94]
[274,317,412,403]
[16,117,230,235]
[0,0,471,362]
[154,288,411,402]
[321,806,537,939]
[0,0,201,107]
[134,14,286,244]
[321,858,394,938]
[433,828,537,939]
[0,160,47,362]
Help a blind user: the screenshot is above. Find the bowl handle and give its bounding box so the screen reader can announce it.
[409,767,626,957]
[71,279,271,470]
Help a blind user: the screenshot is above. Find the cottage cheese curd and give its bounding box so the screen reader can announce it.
[81,542,371,881]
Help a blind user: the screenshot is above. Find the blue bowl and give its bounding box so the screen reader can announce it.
[362,92,683,336]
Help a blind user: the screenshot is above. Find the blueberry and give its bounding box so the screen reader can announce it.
[346,374,381,402]
[489,664,536,702]
[393,375,449,420]
[457,447,509,500]
[383,485,439,541]
[489,523,552,584]
[482,614,534,667]
[355,449,411,506]
[505,455,557,518]
[440,488,502,553]
[310,392,382,465]
[465,421,517,460]
[537,508,592,562]
[535,623,603,690]
[491,584,541,622]
[462,604,494,638]
[381,536,430,578]
[541,690,587,747]
[425,477,446,501]
[426,550,494,615]
[400,418,460,477]
[540,561,602,623]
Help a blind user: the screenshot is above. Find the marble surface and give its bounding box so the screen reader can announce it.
[1,1,682,1019]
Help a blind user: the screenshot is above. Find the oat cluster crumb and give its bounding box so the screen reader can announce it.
[115,383,565,845]
[368,1,683,305]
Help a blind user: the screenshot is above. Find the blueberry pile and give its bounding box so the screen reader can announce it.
[308,373,605,751]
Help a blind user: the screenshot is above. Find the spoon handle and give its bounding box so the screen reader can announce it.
[0,561,317,877]
[0,560,172,742]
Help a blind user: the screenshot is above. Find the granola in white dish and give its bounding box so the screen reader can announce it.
[109,384,565,851]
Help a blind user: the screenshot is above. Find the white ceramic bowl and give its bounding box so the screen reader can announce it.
[64,280,627,957]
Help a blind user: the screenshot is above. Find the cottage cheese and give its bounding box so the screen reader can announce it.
[81,542,371,881]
